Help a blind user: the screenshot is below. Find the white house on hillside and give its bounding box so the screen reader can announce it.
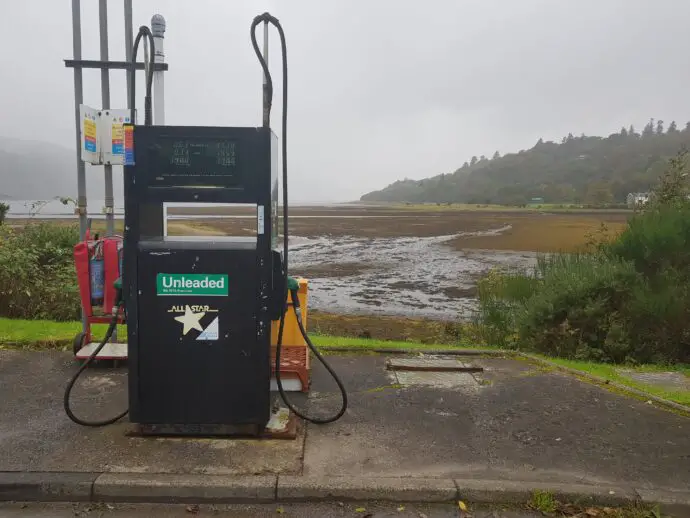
[626,192,651,208]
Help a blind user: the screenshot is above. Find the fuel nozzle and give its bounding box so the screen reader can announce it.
[113,277,124,313]
[287,276,301,315]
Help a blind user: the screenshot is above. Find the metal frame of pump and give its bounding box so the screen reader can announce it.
[63,14,347,429]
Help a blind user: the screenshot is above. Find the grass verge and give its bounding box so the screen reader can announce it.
[0,318,473,352]
[536,356,690,407]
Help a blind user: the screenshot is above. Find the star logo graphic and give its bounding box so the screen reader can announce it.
[174,305,206,335]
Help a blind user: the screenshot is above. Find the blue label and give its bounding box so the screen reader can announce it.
[90,259,105,299]
[112,143,124,155]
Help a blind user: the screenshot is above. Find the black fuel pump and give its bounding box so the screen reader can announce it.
[64,14,347,432]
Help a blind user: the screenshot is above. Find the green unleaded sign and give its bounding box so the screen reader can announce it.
[156,273,228,296]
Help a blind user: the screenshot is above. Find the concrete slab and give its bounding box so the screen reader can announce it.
[304,355,690,490]
[386,357,483,372]
[0,351,304,475]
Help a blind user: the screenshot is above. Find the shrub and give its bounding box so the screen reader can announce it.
[0,223,81,321]
[0,202,9,224]
[476,150,690,363]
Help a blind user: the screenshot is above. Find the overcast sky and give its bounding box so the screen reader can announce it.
[2,1,690,202]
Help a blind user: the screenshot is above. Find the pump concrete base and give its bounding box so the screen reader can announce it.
[126,407,299,440]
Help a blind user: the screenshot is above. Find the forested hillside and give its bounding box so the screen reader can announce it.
[361,119,690,205]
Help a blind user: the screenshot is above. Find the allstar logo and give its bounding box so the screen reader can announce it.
[168,305,220,341]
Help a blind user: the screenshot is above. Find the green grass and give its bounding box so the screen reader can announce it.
[529,490,557,514]
[539,356,690,406]
[0,317,477,352]
[0,318,122,348]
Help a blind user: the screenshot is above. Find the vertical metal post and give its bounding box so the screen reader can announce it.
[151,14,168,236]
[151,14,166,125]
[99,0,114,236]
[124,0,133,115]
[262,21,269,128]
[71,0,87,241]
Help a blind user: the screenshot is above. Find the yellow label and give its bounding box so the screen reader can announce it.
[111,125,123,140]
[84,119,96,139]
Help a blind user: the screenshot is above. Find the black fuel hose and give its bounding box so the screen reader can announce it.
[63,304,127,427]
[64,26,155,428]
[250,13,348,424]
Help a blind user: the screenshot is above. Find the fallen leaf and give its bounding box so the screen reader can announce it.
[585,508,600,516]
[602,507,615,515]
[185,504,200,514]
[276,507,285,514]
[458,500,468,512]
[355,507,367,513]
[397,505,406,511]
[418,513,428,518]
[106,504,115,510]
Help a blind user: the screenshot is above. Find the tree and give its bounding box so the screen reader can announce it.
[0,203,8,225]
[668,120,678,133]
[656,119,665,135]
[462,161,469,169]
[470,156,478,166]
[642,118,655,137]
[479,155,487,162]
[585,182,614,206]
[628,124,637,138]
[535,138,544,146]
[492,150,500,160]
[651,149,690,207]
[567,133,575,142]
[685,121,690,132]
[620,126,628,137]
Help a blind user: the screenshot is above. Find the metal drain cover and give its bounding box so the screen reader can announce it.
[386,357,484,373]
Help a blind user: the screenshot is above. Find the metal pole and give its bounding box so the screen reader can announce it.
[71,0,88,336]
[151,14,166,125]
[262,20,269,127]
[99,0,114,236]
[71,0,87,241]
[124,0,133,113]
[151,14,167,236]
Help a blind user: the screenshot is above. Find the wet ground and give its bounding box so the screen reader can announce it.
[289,234,535,320]
[173,206,625,320]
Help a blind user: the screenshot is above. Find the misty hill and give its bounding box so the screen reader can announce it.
[361,120,690,205]
[0,137,123,201]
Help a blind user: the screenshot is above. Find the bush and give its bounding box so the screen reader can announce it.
[476,150,690,364]
[0,223,81,321]
[0,202,9,224]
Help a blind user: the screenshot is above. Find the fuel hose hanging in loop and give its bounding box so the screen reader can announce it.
[250,13,348,424]
[63,26,156,428]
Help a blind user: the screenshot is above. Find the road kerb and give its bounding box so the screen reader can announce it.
[276,475,458,502]
[92,473,277,503]
[454,478,636,507]
[0,472,97,502]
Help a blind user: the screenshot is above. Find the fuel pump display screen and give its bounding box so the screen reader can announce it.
[149,136,240,187]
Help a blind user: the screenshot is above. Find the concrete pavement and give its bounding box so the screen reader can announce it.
[0,350,688,512]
